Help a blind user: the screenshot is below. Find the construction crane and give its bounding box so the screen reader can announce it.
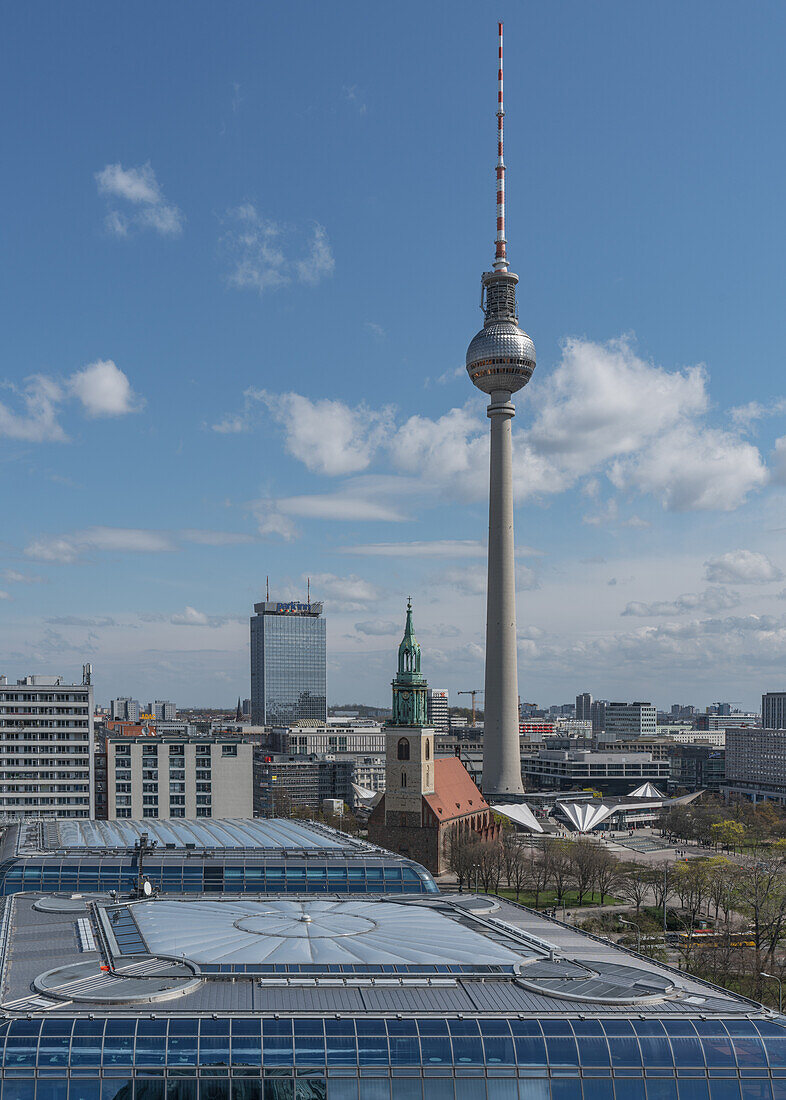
[458,690,484,726]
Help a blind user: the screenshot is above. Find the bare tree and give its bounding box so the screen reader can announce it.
[617,862,649,916]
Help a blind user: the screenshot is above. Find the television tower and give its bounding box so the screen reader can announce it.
[466,23,535,798]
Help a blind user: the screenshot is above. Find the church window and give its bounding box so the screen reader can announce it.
[397,738,410,761]
[425,740,430,760]
[401,771,407,788]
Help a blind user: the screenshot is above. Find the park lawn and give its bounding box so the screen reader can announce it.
[493,888,623,909]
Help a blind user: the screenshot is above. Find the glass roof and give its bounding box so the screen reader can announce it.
[120,898,529,967]
[45,818,357,852]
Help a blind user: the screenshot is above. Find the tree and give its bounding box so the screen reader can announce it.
[593,849,623,905]
[569,840,602,906]
[544,839,574,905]
[617,863,649,916]
[448,834,482,891]
[711,820,747,854]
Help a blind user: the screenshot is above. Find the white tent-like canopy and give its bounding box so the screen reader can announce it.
[558,800,615,833]
[351,782,383,808]
[628,782,665,799]
[492,803,544,833]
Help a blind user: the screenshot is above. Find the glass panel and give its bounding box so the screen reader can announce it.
[646,1083,678,1100]
[483,1037,515,1065]
[136,1020,168,1067]
[101,1083,134,1099]
[3,1020,41,1067]
[230,1083,263,1100]
[669,1039,705,1068]
[297,1084,327,1100]
[294,1035,326,1067]
[201,1036,232,1067]
[356,1084,389,1100]
[389,1082,421,1100]
[450,1037,483,1065]
[701,1039,736,1068]
[454,1083,484,1100]
[264,1084,295,1100]
[35,1083,69,1100]
[608,1039,642,1067]
[513,1038,548,1067]
[135,1083,167,1100]
[356,1034,389,1067]
[732,1040,768,1068]
[615,1083,646,1100]
[419,1038,452,1065]
[739,1085,773,1100]
[549,1083,583,1100]
[325,1036,357,1067]
[166,1083,198,1100]
[485,1084,517,1100]
[764,1039,786,1068]
[199,1083,231,1100]
[516,1083,549,1100]
[707,1084,741,1100]
[637,1039,674,1068]
[327,1083,359,1100]
[37,1021,73,1067]
[677,1083,708,1100]
[388,1037,420,1066]
[68,1084,101,1100]
[575,1038,610,1067]
[544,1036,579,1066]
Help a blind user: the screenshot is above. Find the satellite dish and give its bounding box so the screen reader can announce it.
[142,879,153,897]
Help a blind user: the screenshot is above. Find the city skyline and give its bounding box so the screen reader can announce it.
[2,2,786,708]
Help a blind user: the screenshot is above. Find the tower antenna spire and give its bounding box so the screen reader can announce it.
[494,21,508,273]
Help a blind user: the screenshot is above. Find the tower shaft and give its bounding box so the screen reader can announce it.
[483,393,524,796]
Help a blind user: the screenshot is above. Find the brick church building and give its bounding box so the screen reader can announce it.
[368,601,499,874]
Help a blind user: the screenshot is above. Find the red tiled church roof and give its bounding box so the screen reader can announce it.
[423,756,488,821]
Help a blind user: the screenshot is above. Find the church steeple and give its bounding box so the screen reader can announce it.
[389,600,428,727]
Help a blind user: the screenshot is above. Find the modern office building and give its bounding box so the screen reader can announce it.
[723,727,786,804]
[762,692,786,730]
[110,697,140,722]
[599,702,657,743]
[152,700,177,722]
[590,699,607,736]
[0,815,438,896]
[668,743,725,793]
[697,713,760,731]
[271,724,384,756]
[0,672,94,817]
[426,688,450,732]
[0,882,780,1095]
[104,734,253,820]
[254,752,354,814]
[521,748,670,794]
[575,692,592,721]
[250,598,327,726]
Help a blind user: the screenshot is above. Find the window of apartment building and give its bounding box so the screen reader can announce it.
[196,770,211,781]
[196,783,211,793]
[169,783,185,794]
[142,808,159,818]
[196,807,212,817]
[116,808,132,818]
[115,783,131,793]
[115,796,131,807]
[142,795,158,806]
[169,745,185,756]
[142,783,158,793]
[170,807,186,818]
[169,796,186,807]
[196,795,212,806]
[222,744,237,756]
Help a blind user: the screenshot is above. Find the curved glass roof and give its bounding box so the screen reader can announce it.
[43,818,358,852]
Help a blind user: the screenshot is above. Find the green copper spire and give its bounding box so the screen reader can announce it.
[389,599,428,727]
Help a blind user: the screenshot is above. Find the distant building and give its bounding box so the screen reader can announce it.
[104,734,253,819]
[762,692,786,730]
[723,727,786,804]
[521,748,670,795]
[575,692,592,721]
[110,697,139,722]
[668,744,725,793]
[0,673,94,818]
[590,699,607,736]
[426,688,449,732]
[599,702,657,742]
[367,602,498,873]
[669,729,726,748]
[270,723,384,755]
[250,598,326,726]
[153,700,177,721]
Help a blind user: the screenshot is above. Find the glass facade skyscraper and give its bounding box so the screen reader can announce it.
[250,600,327,726]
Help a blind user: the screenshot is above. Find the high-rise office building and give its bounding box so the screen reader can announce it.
[426,688,449,732]
[250,598,326,726]
[0,672,94,817]
[110,697,139,722]
[575,692,592,721]
[762,692,786,730]
[153,700,177,721]
[599,701,657,743]
[466,25,535,799]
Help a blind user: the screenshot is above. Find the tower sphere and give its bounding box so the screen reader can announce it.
[466,273,536,396]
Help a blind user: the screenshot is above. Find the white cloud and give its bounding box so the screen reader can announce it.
[95,162,183,238]
[264,391,392,476]
[770,437,786,484]
[354,620,398,636]
[622,587,741,617]
[0,591,10,601]
[94,160,183,238]
[0,376,66,443]
[730,399,786,431]
[3,570,45,584]
[309,572,378,608]
[23,526,249,563]
[437,561,536,597]
[69,360,143,418]
[170,606,210,626]
[704,550,783,584]
[222,205,334,294]
[342,540,488,559]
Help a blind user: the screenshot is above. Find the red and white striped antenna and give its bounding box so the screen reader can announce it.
[493,21,508,272]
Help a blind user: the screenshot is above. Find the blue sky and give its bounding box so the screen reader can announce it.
[2,0,786,710]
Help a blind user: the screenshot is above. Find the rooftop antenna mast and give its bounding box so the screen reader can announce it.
[266,575,270,601]
[494,21,508,273]
[307,577,311,607]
